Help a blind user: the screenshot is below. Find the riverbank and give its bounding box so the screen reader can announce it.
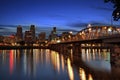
[0,46,48,49]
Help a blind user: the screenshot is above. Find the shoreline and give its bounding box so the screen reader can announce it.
[0,46,48,49]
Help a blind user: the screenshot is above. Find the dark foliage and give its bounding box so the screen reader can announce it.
[105,0,120,21]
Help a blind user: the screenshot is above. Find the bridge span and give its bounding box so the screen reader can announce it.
[48,26,120,65]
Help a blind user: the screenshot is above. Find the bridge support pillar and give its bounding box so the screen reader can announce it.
[72,43,81,57]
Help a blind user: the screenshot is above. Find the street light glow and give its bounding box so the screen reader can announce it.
[69,31,73,34]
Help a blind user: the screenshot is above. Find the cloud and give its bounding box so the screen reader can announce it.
[91,5,113,11]
[0,27,6,29]
[0,24,17,27]
[89,21,110,26]
[66,21,116,30]
[67,22,88,28]
[57,28,79,32]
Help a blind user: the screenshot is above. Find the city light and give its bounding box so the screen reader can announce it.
[69,31,73,34]
[88,28,91,32]
[57,40,61,43]
[87,24,92,28]
[108,28,112,32]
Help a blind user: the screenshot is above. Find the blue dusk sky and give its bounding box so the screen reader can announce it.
[0,0,120,36]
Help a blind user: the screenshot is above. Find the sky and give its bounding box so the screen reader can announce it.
[0,0,120,36]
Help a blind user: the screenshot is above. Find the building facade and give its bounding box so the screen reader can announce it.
[30,25,36,41]
[38,32,46,42]
[16,25,23,42]
[24,31,33,43]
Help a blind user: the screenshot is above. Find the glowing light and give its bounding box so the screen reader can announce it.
[108,28,112,32]
[67,58,74,80]
[82,31,84,34]
[45,41,48,43]
[51,51,60,73]
[117,12,119,16]
[79,68,86,80]
[104,26,107,29]
[57,40,61,43]
[56,53,60,73]
[87,24,92,28]
[79,33,81,35]
[9,50,14,75]
[88,74,93,80]
[69,31,73,34]
[61,55,65,71]
[89,28,91,31]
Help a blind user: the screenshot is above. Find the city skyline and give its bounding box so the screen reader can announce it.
[0,0,120,36]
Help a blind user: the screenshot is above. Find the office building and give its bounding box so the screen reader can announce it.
[30,25,35,41]
[16,25,23,41]
[38,32,46,42]
[24,31,33,43]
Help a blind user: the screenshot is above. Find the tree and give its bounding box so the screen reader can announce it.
[105,0,120,21]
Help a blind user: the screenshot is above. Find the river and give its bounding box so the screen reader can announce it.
[0,49,120,80]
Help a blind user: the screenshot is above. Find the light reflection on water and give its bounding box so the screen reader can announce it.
[0,49,119,80]
[0,49,74,80]
[81,49,111,72]
[67,58,74,80]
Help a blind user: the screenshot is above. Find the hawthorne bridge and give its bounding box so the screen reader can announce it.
[48,26,120,64]
[49,26,120,48]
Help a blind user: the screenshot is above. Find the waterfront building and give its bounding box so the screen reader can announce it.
[49,27,57,41]
[16,25,23,42]
[3,35,16,45]
[24,31,33,43]
[38,32,46,42]
[30,25,36,41]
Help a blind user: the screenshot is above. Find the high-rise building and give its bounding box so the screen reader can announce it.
[48,27,58,41]
[24,31,32,43]
[16,25,23,42]
[30,25,35,41]
[38,32,46,42]
[53,27,56,34]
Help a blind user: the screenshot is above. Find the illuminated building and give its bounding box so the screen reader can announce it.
[24,31,33,43]
[53,27,56,34]
[16,25,23,42]
[3,35,16,45]
[48,27,57,41]
[38,32,46,42]
[30,25,36,41]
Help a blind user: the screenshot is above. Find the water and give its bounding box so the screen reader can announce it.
[0,49,120,80]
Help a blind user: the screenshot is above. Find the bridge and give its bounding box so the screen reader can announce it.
[48,26,120,65]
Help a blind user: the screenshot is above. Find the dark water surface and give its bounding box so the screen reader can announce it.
[0,49,120,80]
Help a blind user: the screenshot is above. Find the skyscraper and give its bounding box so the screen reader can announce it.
[16,25,23,42]
[24,31,32,43]
[30,25,36,41]
[38,32,46,42]
[53,27,56,34]
[49,27,57,41]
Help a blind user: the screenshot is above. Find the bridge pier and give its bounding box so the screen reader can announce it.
[72,43,81,57]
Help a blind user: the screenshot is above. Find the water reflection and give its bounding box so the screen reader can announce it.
[51,51,60,73]
[67,58,74,80]
[0,49,78,80]
[9,50,14,75]
[0,48,120,80]
[78,67,93,80]
[79,68,86,80]
[88,74,93,80]
[81,49,111,72]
